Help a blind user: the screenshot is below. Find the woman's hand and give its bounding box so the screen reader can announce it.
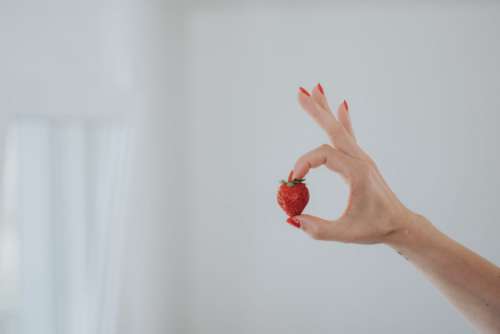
[290,85,500,333]
[291,84,414,244]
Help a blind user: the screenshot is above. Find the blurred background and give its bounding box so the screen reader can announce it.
[1,1,500,333]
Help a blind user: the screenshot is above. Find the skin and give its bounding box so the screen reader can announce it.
[291,84,500,333]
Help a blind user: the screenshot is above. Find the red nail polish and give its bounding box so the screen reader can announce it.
[343,99,349,111]
[317,83,324,95]
[286,217,301,228]
[288,170,294,182]
[299,87,311,97]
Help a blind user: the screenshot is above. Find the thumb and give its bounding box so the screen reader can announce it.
[294,214,332,240]
[295,214,351,241]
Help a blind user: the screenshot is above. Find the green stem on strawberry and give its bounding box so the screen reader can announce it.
[280,170,306,187]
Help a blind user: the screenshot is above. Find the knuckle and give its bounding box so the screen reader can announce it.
[325,120,342,136]
[296,155,306,166]
[352,160,374,184]
[319,144,332,152]
[359,160,373,174]
[309,226,326,240]
[365,155,377,168]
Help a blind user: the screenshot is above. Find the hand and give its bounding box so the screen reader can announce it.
[291,84,414,244]
[290,85,500,333]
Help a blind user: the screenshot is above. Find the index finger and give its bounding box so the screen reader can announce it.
[293,144,354,180]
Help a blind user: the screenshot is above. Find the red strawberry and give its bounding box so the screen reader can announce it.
[277,171,309,226]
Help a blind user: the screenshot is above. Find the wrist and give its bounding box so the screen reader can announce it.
[383,209,433,251]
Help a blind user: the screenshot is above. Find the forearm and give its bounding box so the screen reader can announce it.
[386,214,500,333]
[290,83,500,331]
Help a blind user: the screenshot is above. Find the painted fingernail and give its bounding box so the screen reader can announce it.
[343,99,349,111]
[286,217,301,228]
[288,170,294,182]
[299,87,311,97]
[317,83,324,95]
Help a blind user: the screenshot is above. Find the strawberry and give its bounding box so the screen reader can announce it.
[277,171,309,226]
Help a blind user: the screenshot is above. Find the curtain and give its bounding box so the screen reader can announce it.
[0,117,131,334]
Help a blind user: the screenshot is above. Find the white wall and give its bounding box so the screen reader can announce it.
[2,1,500,334]
[0,112,7,221]
[0,1,190,333]
[185,2,500,333]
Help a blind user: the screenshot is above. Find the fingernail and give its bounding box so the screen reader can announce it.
[295,217,307,228]
[288,170,294,182]
[343,99,349,111]
[286,217,301,228]
[299,87,310,97]
[317,83,324,95]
